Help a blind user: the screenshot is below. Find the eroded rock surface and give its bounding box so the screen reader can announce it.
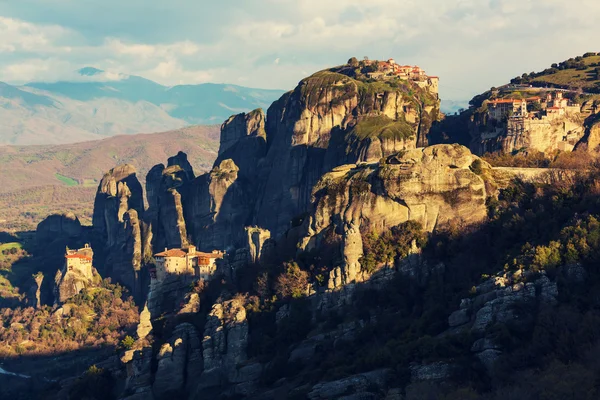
[92,165,147,300]
[300,144,490,288]
[153,323,203,399]
[198,298,257,393]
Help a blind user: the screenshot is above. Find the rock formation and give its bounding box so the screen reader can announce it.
[36,213,83,247]
[185,159,251,252]
[445,270,558,374]
[245,227,272,265]
[54,245,98,304]
[148,67,440,253]
[27,273,44,309]
[196,298,262,396]
[92,164,148,301]
[299,144,490,288]
[153,323,203,399]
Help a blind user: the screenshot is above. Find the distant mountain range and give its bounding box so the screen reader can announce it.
[0,67,284,145]
[0,125,220,232]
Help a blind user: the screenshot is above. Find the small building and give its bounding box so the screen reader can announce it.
[153,246,225,281]
[65,244,93,272]
[487,99,528,120]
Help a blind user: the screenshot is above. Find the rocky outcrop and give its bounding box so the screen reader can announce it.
[149,159,194,250]
[410,362,453,382]
[308,369,391,400]
[27,273,44,309]
[54,247,98,304]
[186,159,251,252]
[217,110,267,182]
[245,227,272,265]
[92,165,147,300]
[141,66,439,257]
[219,109,266,157]
[153,323,203,399]
[93,164,144,246]
[299,144,491,288]
[122,347,154,399]
[146,268,197,319]
[197,298,257,393]
[444,271,558,375]
[254,70,439,238]
[36,213,83,247]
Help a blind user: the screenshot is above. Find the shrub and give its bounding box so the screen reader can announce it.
[120,335,135,350]
[360,221,427,273]
[274,262,309,299]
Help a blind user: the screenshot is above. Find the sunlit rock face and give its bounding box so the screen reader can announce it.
[299,144,491,288]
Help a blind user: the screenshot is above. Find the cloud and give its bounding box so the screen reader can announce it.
[0,0,599,99]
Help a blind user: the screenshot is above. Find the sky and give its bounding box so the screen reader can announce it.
[1,0,600,100]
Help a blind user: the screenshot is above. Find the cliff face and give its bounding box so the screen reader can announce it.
[54,248,98,304]
[138,67,439,253]
[92,165,148,301]
[253,71,439,238]
[456,90,598,156]
[88,63,462,399]
[299,144,490,288]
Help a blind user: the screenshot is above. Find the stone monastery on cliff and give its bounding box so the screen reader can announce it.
[151,246,224,281]
[482,91,584,153]
[363,58,439,93]
[65,244,93,272]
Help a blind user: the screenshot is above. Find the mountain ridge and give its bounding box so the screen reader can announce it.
[0,69,284,145]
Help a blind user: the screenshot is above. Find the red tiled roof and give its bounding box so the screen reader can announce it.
[489,99,522,104]
[197,251,224,259]
[155,249,187,258]
[154,248,225,259]
[66,254,92,260]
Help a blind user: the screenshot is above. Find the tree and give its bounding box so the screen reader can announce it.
[120,335,135,350]
[274,262,309,299]
[348,57,359,67]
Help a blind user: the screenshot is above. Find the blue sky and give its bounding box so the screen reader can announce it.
[1,0,599,100]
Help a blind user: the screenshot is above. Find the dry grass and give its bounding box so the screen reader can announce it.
[0,126,220,232]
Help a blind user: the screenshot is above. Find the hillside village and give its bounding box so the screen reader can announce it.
[151,246,224,283]
[474,90,589,154]
[341,57,440,98]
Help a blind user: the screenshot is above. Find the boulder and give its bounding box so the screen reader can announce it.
[410,362,453,382]
[308,369,391,400]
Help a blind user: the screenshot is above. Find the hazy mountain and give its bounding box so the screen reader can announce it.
[0,125,220,232]
[440,99,469,115]
[0,68,284,145]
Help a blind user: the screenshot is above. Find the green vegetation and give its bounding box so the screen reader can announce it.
[274,262,309,299]
[511,53,600,92]
[470,159,484,175]
[0,280,138,358]
[119,335,135,350]
[68,365,115,400]
[55,173,79,186]
[348,115,414,141]
[483,149,596,169]
[360,221,427,274]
